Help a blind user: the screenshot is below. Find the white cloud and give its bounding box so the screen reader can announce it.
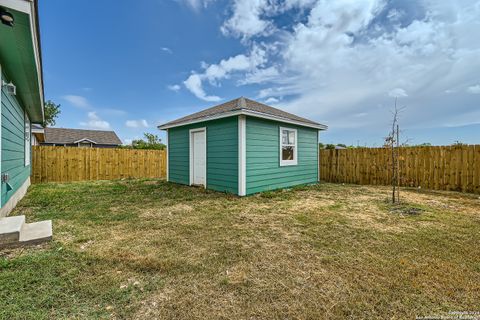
[221,0,274,39]
[182,0,214,11]
[387,8,404,21]
[161,47,172,54]
[125,119,149,128]
[388,88,408,98]
[240,66,280,85]
[62,95,90,109]
[184,74,221,102]
[467,84,480,94]
[182,0,480,135]
[80,112,110,130]
[265,97,279,104]
[167,84,181,92]
[184,45,268,101]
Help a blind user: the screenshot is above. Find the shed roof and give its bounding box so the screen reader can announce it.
[158,97,327,130]
[44,128,122,145]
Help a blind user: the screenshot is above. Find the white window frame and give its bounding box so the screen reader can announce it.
[279,127,297,166]
[24,111,31,166]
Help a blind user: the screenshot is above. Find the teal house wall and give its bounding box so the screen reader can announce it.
[168,116,238,194]
[1,72,31,207]
[245,117,318,195]
[0,1,44,217]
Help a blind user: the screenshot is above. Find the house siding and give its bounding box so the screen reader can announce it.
[1,72,30,207]
[168,116,238,194]
[245,116,318,195]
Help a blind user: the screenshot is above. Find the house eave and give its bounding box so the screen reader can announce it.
[0,0,44,123]
[158,110,328,131]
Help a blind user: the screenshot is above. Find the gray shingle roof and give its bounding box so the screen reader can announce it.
[158,97,326,129]
[44,128,122,145]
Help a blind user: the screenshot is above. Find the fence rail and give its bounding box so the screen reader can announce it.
[320,145,480,194]
[31,146,166,183]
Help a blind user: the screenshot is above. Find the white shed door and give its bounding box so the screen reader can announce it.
[192,130,206,186]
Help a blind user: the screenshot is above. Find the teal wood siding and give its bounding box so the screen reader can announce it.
[1,72,30,207]
[168,116,238,194]
[245,117,318,194]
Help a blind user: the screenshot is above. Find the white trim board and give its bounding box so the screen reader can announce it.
[189,127,207,188]
[165,129,169,182]
[317,131,320,182]
[159,109,328,131]
[279,127,298,166]
[238,116,246,196]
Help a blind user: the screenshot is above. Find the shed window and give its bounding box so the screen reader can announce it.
[24,111,30,166]
[280,127,297,166]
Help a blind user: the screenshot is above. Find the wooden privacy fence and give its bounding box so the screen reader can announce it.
[32,146,166,183]
[320,145,480,194]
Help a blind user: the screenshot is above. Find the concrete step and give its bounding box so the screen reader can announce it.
[0,216,52,248]
[19,220,52,245]
[0,215,25,244]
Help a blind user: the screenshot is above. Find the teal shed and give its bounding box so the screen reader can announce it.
[158,97,327,196]
[0,0,44,216]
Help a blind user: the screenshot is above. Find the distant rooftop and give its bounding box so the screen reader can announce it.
[158,97,327,130]
[44,128,122,145]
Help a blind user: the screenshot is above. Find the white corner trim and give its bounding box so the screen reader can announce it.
[0,177,30,218]
[166,129,169,182]
[238,116,246,196]
[317,131,320,182]
[189,127,207,188]
[279,127,298,167]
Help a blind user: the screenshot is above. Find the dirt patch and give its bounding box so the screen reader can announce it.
[140,203,194,218]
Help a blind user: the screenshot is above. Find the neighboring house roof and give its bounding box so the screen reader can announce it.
[158,97,328,130]
[43,128,122,145]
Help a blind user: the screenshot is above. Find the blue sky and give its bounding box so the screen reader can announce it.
[39,0,480,146]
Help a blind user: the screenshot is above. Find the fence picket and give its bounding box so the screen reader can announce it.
[32,146,166,183]
[319,145,479,194]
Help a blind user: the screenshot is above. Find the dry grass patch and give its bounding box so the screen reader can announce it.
[1,180,479,319]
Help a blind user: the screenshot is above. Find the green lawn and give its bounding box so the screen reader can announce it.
[1,180,479,319]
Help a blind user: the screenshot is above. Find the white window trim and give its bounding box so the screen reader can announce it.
[279,127,298,166]
[189,127,207,188]
[24,111,30,166]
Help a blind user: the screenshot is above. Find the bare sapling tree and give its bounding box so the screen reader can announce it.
[384,98,405,204]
